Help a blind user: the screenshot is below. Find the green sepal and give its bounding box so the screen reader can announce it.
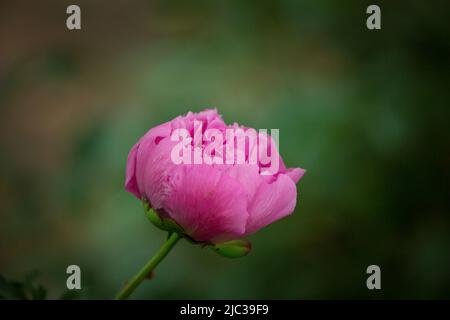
[143,201,184,234]
[211,239,252,258]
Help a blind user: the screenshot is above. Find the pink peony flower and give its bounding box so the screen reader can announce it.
[125,109,304,244]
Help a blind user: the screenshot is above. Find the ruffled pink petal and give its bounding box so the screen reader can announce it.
[171,109,226,134]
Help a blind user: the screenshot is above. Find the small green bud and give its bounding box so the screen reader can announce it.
[144,202,164,228]
[211,239,252,258]
[143,201,184,234]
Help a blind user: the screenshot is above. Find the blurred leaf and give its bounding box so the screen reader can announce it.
[0,272,47,300]
[0,275,27,299]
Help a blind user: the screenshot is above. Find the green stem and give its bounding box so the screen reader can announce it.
[115,232,181,300]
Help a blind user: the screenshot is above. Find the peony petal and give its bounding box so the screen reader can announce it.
[244,174,298,236]
[284,168,306,184]
[125,141,141,199]
[163,164,249,243]
[138,137,179,209]
[226,163,261,204]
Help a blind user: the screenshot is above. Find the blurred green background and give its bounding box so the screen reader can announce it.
[1,0,449,299]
